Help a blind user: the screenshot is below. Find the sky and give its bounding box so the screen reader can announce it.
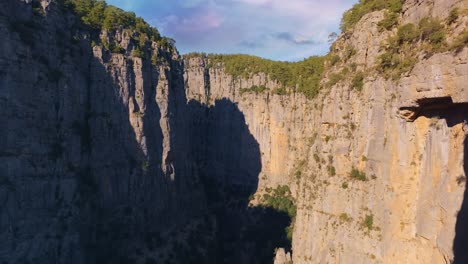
[106,0,358,61]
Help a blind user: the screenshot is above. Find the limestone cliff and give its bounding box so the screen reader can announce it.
[1,0,467,263]
[0,0,203,263]
[183,0,468,263]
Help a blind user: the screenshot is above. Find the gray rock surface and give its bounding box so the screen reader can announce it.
[0,0,203,262]
[1,0,467,263]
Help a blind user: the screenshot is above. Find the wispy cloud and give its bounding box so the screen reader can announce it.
[162,10,224,33]
[273,32,319,46]
[106,0,357,61]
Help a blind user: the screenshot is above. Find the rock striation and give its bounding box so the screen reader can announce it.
[0,0,203,262]
[183,0,468,263]
[0,0,467,263]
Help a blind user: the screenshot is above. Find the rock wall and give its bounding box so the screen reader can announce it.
[183,0,468,263]
[1,0,467,263]
[0,0,203,263]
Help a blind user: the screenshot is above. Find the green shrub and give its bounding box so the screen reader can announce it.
[327,72,344,87]
[397,23,419,44]
[378,21,431,79]
[286,225,294,242]
[328,166,336,176]
[341,0,403,31]
[262,185,296,218]
[394,56,417,78]
[142,161,149,171]
[157,37,176,50]
[133,48,145,58]
[262,185,297,243]
[273,87,288,96]
[329,55,340,66]
[109,43,125,54]
[362,214,374,231]
[350,167,367,181]
[450,31,468,52]
[342,182,349,189]
[100,36,109,49]
[447,8,459,25]
[428,31,445,46]
[339,213,352,222]
[418,17,445,47]
[378,11,399,31]
[240,85,268,95]
[351,71,365,91]
[343,45,357,61]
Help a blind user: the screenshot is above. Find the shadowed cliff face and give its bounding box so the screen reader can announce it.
[0,1,201,262]
[454,135,468,264]
[187,98,291,264]
[3,0,467,263]
[0,2,291,263]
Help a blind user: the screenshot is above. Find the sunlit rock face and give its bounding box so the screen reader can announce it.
[1,0,467,263]
[183,0,468,262]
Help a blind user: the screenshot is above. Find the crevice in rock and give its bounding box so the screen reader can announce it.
[398,96,468,125]
[203,63,211,105]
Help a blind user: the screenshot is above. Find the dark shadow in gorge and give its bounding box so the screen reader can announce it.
[453,133,468,263]
[78,52,166,264]
[79,57,291,263]
[2,2,288,263]
[185,98,292,264]
[77,47,202,264]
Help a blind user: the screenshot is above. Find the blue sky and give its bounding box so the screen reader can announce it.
[106,0,358,61]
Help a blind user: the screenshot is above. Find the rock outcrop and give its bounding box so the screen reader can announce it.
[0,0,467,263]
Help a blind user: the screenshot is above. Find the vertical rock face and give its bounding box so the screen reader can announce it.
[1,0,467,263]
[183,1,468,263]
[0,0,202,263]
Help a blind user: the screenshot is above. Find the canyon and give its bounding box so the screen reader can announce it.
[0,0,467,263]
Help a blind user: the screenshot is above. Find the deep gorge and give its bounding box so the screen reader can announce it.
[0,0,467,263]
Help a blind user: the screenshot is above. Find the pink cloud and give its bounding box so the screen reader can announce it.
[164,10,224,33]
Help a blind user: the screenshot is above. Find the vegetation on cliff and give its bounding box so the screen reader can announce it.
[340,0,403,31]
[240,85,268,95]
[185,53,325,99]
[61,0,174,53]
[185,3,467,99]
[378,16,452,79]
[262,185,297,242]
[450,30,468,52]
